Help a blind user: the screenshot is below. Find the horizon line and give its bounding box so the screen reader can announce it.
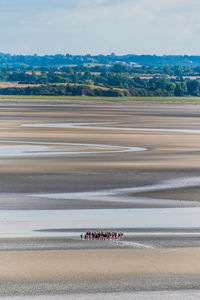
[1,52,200,57]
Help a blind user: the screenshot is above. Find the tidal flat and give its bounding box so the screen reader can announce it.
[1,98,200,298]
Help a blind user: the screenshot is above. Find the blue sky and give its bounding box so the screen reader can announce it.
[0,0,199,55]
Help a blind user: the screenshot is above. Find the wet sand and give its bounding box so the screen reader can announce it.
[2,248,200,281]
[1,248,200,297]
[1,99,200,296]
[1,100,200,200]
[2,232,200,251]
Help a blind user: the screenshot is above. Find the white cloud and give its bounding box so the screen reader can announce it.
[0,0,200,55]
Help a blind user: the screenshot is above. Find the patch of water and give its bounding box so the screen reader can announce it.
[0,141,146,157]
[22,122,200,134]
[0,145,47,157]
[1,207,200,238]
[120,241,154,249]
[33,177,200,205]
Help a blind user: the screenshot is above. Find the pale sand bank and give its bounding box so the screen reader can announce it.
[1,248,200,282]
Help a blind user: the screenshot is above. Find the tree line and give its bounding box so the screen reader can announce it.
[0,64,200,97]
[2,53,200,67]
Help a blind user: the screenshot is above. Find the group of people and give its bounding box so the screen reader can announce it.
[80,231,124,241]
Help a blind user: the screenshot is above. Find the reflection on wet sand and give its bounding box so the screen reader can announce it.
[33,176,200,206]
[0,140,146,157]
[22,122,200,134]
[1,207,200,238]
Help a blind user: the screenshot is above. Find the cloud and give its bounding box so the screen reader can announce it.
[0,0,200,55]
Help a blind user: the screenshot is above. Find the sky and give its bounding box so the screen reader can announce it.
[0,0,199,55]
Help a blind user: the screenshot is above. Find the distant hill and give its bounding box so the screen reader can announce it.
[1,53,200,68]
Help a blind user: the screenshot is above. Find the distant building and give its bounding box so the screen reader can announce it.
[129,62,142,68]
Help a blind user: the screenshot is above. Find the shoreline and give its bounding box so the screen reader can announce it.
[1,95,200,102]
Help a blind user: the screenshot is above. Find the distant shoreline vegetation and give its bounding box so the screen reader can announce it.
[2,53,200,67]
[1,53,200,97]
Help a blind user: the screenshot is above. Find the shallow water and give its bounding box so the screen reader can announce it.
[0,141,146,157]
[22,122,200,134]
[1,207,200,238]
[33,176,200,206]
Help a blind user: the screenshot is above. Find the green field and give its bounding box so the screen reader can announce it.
[1,95,200,102]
